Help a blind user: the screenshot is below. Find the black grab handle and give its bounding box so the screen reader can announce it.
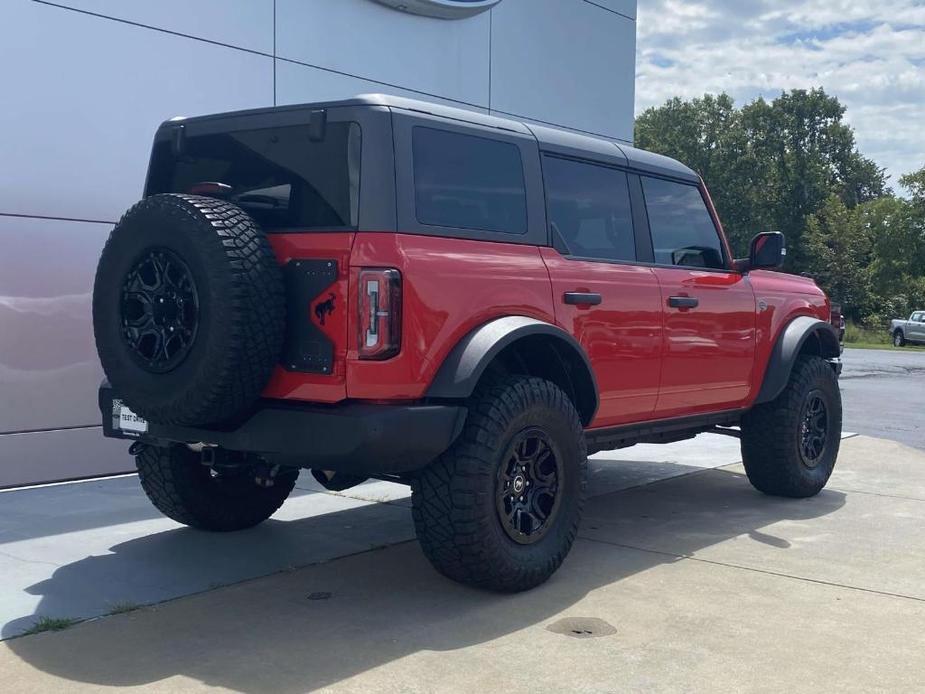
[563,292,602,306]
[668,296,699,309]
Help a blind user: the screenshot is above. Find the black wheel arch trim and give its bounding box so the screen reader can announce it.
[755,315,841,405]
[426,316,599,425]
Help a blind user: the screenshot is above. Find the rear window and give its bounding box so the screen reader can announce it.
[412,127,527,234]
[147,121,362,231]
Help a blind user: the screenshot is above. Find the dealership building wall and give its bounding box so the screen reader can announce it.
[0,0,637,487]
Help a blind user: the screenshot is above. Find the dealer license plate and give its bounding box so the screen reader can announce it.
[113,399,148,435]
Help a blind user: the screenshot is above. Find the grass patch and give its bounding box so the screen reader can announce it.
[841,322,925,351]
[840,321,925,352]
[845,342,925,352]
[106,601,142,615]
[23,616,80,636]
[844,321,890,346]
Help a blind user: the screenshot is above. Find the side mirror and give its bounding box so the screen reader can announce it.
[746,231,786,271]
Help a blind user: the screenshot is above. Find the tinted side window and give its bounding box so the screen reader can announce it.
[148,122,361,231]
[413,127,527,234]
[642,177,726,269]
[543,156,636,262]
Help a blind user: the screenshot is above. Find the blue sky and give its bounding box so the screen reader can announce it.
[635,0,925,190]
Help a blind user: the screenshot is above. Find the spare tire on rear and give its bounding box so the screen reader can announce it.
[93,194,285,426]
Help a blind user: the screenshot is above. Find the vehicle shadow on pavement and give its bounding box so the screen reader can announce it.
[0,492,412,639]
[5,466,846,693]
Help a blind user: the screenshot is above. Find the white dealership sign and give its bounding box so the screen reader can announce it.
[372,0,502,19]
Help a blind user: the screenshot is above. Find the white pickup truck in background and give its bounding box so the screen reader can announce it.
[891,311,925,347]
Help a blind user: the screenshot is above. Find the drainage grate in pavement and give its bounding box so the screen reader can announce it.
[546,617,617,639]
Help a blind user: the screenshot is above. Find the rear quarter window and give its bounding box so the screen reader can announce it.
[147,121,362,231]
[412,127,527,234]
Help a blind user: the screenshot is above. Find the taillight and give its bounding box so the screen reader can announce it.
[358,268,401,360]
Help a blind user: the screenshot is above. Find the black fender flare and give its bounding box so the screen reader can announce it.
[426,316,599,425]
[755,316,841,404]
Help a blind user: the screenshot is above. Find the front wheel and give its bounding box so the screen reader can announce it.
[894,331,906,347]
[412,376,587,592]
[741,355,842,498]
[136,445,298,531]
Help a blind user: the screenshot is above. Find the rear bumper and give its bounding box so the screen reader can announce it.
[99,384,467,475]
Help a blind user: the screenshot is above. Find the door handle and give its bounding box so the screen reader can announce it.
[668,296,699,309]
[563,292,602,306]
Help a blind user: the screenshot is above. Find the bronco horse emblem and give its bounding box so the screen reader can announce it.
[314,293,336,326]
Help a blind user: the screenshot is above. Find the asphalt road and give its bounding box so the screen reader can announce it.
[841,347,925,450]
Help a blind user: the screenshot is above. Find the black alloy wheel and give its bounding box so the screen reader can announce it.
[799,391,829,468]
[496,428,563,544]
[120,247,199,373]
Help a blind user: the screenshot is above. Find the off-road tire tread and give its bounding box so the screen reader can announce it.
[412,376,587,592]
[94,194,285,425]
[136,445,297,531]
[741,355,841,498]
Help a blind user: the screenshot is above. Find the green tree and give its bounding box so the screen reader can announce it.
[864,173,925,321]
[865,196,925,296]
[635,88,887,267]
[803,196,874,320]
[739,89,886,269]
[900,165,925,204]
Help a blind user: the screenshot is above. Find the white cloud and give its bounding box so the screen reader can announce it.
[636,0,925,189]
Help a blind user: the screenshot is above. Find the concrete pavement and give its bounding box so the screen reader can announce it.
[841,347,925,449]
[2,434,924,693]
[0,434,745,639]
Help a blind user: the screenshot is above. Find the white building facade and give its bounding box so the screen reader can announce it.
[0,0,637,486]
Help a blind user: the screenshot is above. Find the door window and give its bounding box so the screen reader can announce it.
[642,177,726,269]
[543,156,636,262]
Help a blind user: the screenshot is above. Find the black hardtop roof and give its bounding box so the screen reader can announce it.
[162,93,699,183]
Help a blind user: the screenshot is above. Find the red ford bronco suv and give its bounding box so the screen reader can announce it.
[93,95,843,592]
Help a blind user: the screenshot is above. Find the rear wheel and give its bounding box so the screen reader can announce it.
[136,445,298,531]
[741,355,842,498]
[411,376,587,592]
[894,330,906,347]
